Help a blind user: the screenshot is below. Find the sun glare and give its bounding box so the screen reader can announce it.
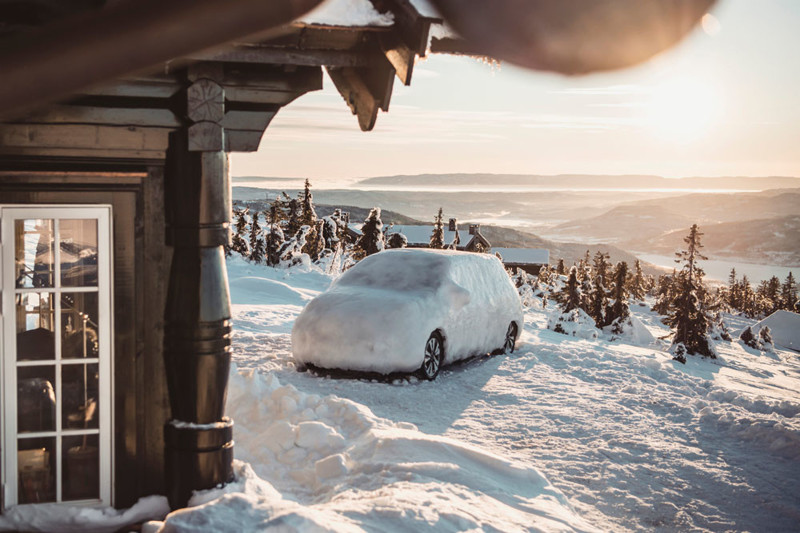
[646,78,721,144]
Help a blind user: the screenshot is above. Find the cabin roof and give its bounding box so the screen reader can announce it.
[491,247,550,265]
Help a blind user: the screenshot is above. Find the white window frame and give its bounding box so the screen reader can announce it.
[0,205,113,510]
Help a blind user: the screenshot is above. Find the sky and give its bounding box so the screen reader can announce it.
[230,0,800,182]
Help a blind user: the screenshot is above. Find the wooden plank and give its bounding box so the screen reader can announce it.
[220,110,277,131]
[225,87,309,106]
[82,80,181,99]
[225,130,266,152]
[17,105,181,128]
[188,47,376,68]
[0,123,171,152]
[380,33,415,85]
[0,146,168,160]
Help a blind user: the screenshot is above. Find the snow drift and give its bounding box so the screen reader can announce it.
[148,367,595,532]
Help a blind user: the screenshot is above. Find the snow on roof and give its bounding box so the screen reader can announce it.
[299,0,394,27]
[492,248,550,265]
[388,224,458,245]
[753,310,800,352]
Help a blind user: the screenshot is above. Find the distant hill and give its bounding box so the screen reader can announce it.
[639,216,800,266]
[356,173,800,191]
[622,190,800,224]
[547,204,693,243]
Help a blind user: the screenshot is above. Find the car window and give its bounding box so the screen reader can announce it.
[336,252,448,292]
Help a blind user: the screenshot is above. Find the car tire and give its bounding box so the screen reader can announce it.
[503,322,518,354]
[419,331,444,381]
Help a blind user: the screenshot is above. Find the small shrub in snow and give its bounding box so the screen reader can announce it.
[671,343,687,364]
[740,326,759,349]
[759,326,775,352]
[386,232,408,249]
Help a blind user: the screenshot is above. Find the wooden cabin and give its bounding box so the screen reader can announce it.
[0,0,440,513]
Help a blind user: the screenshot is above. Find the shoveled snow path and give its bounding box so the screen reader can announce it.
[229,261,800,532]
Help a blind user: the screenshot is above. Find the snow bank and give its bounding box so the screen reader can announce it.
[0,495,168,533]
[292,249,523,374]
[752,310,800,352]
[604,314,656,346]
[149,366,595,532]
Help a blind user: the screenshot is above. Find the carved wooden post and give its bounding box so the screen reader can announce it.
[163,65,234,509]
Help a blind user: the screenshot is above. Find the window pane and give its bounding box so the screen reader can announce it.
[63,434,100,501]
[15,219,55,288]
[62,364,99,430]
[16,292,55,361]
[18,366,56,434]
[60,219,98,287]
[61,293,99,359]
[18,437,56,504]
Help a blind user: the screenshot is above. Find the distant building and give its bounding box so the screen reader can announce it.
[492,248,550,275]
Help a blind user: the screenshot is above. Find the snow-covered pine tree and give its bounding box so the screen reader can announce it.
[354,207,384,259]
[607,262,631,332]
[231,207,249,257]
[759,326,775,352]
[299,179,317,227]
[248,211,266,264]
[265,200,286,266]
[556,258,566,275]
[652,272,674,315]
[386,232,408,249]
[579,273,594,315]
[668,224,714,358]
[592,251,611,288]
[739,326,759,350]
[429,207,445,249]
[285,197,302,238]
[557,266,582,312]
[587,274,607,327]
[629,259,646,301]
[782,271,798,311]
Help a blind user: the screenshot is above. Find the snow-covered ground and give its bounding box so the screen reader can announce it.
[11,256,797,532]
[146,257,800,532]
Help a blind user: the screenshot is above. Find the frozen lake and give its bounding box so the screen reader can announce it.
[636,252,797,284]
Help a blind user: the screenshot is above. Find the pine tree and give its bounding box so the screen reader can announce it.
[652,272,674,315]
[587,275,607,326]
[285,197,302,237]
[299,179,317,228]
[668,224,714,358]
[607,262,630,330]
[387,232,408,249]
[354,207,384,259]
[556,258,566,275]
[231,208,249,257]
[557,266,582,312]
[429,208,445,249]
[248,211,266,264]
[592,251,611,288]
[781,272,797,311]
[629,259,646,301]
[726,268,739,311]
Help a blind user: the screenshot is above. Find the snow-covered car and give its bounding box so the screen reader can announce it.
[292,249,524,380]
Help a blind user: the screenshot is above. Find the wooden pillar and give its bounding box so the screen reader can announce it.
[163,67,234,509]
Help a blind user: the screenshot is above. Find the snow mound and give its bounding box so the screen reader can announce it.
[0,495,168,533]
[547,308,598,340]
[299,0,394,27]
[752,310,800,352]
[605,314,656,346]
[149,366,595,532]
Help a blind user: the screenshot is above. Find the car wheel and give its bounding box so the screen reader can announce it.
[419,331,444,381]
[503,322,518,354]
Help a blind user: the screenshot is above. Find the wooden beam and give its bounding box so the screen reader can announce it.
[16,105,182,128]
[0,123,170,154]
[326,68,379,132]
[380,33,416,85]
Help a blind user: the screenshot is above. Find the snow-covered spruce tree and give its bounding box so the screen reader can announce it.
[557,266,582,312]
[302,220,325,262]
[726,267,739,311]
[606,262,631,333]
[782,271,798,311]
[739,326,760,350]
[429,207,445,249]
[709,312,732,342]
[265,200,286,266]
[556,258,566,276]
[587,274,607,327]
[652,272,674,315]
[667,224,714,360]
[592,251,611,288]
[299,179,317,227]
[231,207,249,257]
[248,211,266,264]
[579,273,594,315]
[386,232,408,249]
[629,259,646,301]
[759,326,775,352]
[285,197,302,238]
[353,207,384,259]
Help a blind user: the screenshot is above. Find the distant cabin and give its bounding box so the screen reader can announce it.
[491,248,550,275]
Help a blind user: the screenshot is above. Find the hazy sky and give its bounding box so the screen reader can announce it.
[231,0,800,181]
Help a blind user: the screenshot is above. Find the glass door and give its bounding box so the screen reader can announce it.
[1,206,112,509]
